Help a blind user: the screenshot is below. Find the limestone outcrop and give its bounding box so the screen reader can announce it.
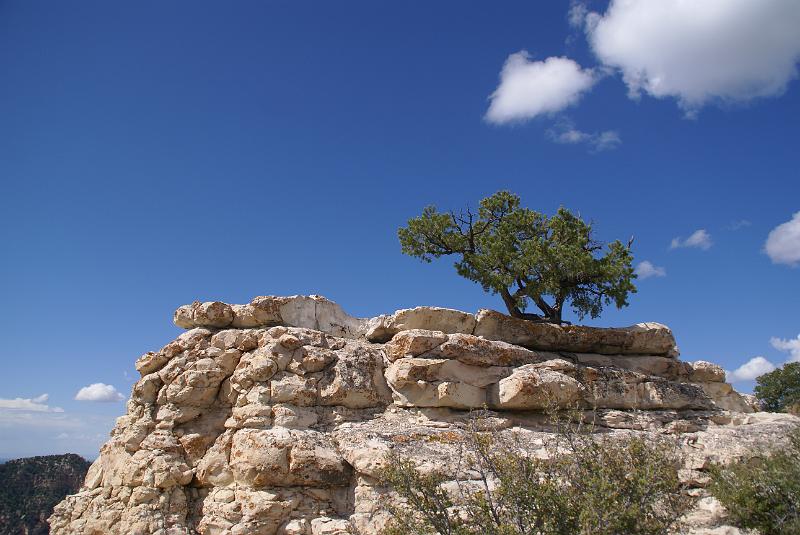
[50,296,799,535]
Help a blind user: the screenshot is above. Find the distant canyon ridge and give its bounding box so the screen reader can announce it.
[0,454,89,535]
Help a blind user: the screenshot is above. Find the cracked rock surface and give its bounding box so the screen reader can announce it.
[50,295,798,535]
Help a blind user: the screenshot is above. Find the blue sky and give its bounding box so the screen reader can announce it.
[1,0,799,459]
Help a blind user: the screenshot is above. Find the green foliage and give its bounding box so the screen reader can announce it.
[380,417,689,535]
[708,427,800,535]
[0,454,90,535]
[398,191,636,323]
[754,362,800,413]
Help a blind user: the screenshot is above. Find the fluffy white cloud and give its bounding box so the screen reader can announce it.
[670,229,712,250]
[75,383,124,402]
[765,211,800,266]
[547,120,621,152]
[635,260,666,279]
[486,52,596,124]
[586,0,800,114]
[771,334,800,362]
[0,394,63,413]
[726,356,776,382]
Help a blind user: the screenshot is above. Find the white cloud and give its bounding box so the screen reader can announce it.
[568,1,589,29]
[0,396,119,458]
[726,356,777,382]
[55,431,106,442]
[547,120,621,152]
[728,219,751,231]
[485,52,596,124]
[0,394,63,413]
[586,0,800,114]
[635,260,666,279]
[765,211,800,266]
[670,229,713,250]
[0,409,115,459]
[771,334,800,362]
[591,130,622,151]
[75,383,124,402]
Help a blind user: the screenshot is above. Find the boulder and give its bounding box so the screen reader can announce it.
[473,309,678,356]
[426,333,554,367]
[581,367,714,410]
[489,363,585,410]
[230,428,352,487]
[695,382,753,413]
[177,295,369,340]
[689,361,726,383]
[135,351,170,376]
[573,353,691,381]
[741,393,762,412]
[366,306,476,342]
[163,360,228,407]
[192,301,235,328]
[270,372,319,407]
[384,329,448,361]
[385,358,487,409]
[272,404,319,429]
[318,345,392,409]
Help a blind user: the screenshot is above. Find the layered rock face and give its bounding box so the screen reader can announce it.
[51,296,798,535]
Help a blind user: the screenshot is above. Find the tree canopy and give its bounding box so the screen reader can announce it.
[754,362,800,413]
[398,191,637,324]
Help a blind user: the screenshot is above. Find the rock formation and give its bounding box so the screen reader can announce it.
[50,295,799,535]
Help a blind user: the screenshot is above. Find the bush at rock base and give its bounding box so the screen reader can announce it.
[708,426,800,535]
[380,412,690,535]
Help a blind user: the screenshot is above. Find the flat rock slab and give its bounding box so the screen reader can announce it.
[474,309,679,357]
[172,296,679,358]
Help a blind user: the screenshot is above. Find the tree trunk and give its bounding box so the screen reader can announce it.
[531,294,556,320]
[551,297,564,324]
[499,288,523,318]
[501,287,570,324]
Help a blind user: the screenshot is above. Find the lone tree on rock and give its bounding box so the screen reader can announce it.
[398,191,637,324]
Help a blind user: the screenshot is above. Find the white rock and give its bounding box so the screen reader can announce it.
[574,353,690,380]
[474,309,679,356]
[426,333,549,367]
[272,404,319,429]
[489,364,585,410]
[695,381,753,413]
[193,301,235,328]
[689,361,727,383]
[366,306,476,342]
[52,295,785,535]
[385,358,487,409]
[384,329,448,361]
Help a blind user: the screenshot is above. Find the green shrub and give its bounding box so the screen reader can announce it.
[380,415,690,535]
[755,362,800,413]
[708,427,800,535]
